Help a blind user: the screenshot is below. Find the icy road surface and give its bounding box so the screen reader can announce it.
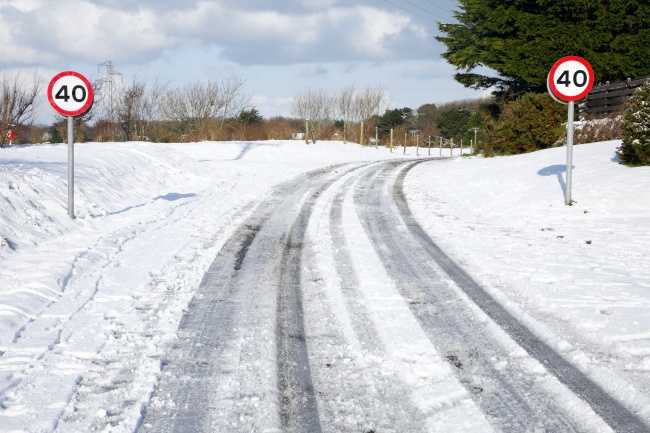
[140,159,646,432]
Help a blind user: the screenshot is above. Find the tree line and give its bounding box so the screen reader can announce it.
[0,65,637,163]
[0,68,496,148]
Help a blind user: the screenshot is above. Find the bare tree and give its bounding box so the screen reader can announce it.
[337,84,356,143]
[117,78,146,141]
[217,77,250,127]
[352,85,390,123]
[292,85,391,144]
[292,88,336,142]
[0,69,41,147]
[162,77,249,141]
[140,78,168,141]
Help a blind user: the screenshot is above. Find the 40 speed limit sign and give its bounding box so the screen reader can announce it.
[48,70,94,219]
[48,71,94,117]
[548,56,594,102]
[547,56,594,207]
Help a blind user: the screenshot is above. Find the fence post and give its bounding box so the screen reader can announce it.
[390,128,393,153]
[404,132,407,155]
[375,127,378,149]
[439,137,442,156]
[360,122,364,145]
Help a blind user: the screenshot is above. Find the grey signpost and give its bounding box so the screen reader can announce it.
[547,56,594,205]
[48,71,94,219]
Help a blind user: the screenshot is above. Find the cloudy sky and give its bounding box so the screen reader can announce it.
[0,0,489,123]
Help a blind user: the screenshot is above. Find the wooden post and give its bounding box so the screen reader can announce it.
[439,137,442,156]
[450,138,454,157]
[390,128,393,152]
[305,119,309,144]
[416,135,419,156]
[404,132,407,155]
[460,139,463,155]
[471,127,479,154]
[360,121,364,145]
[375,126,378,149]
[428,135,431,156]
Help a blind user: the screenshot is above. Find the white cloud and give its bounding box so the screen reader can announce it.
[0,0,43,11]
[0,0,466,125]
[0,1,438,69]
[1,0,175,66]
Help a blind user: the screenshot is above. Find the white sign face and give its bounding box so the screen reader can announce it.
[48,71,94,117]
[548,56,594,102]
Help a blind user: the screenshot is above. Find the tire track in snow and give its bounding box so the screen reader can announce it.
[140,163,365,432]
[318,172,450,431]
[359,159,649,432]
[394,162,650,432]
[276,199,322,433]
[297,167,435,432]
[354,160,590,432]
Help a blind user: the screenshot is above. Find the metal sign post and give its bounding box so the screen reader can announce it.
[565,101,574,205]
[547,56,594,205]
[67,116,74,218]
[47,71,94,219]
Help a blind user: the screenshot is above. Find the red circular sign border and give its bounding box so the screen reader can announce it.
[48,71,94,117]
[548,56,594,102]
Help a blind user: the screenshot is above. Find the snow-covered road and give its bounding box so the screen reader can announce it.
[143,159,644,432]
[1,140,649,432]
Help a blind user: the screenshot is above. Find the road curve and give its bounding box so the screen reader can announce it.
[138,159,649,433]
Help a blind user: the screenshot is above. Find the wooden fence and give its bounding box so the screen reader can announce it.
[580,77,649,117]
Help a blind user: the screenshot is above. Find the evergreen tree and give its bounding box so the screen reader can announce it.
[618,81,650,166]
[47,122,64,143]
[238,107,263,125]
[416,103,438,132]
[438,107,472,140]
[375,107,413,135]
[437,0,650,95]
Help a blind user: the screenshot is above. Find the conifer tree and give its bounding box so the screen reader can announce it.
[437,0,650,95]
[618,81,650,166]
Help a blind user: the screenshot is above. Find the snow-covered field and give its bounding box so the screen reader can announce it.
[0,139,648,431]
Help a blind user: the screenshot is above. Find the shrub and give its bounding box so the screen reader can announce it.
[480,93,566,156]
[574,113,623,145]
[618,81,650,166]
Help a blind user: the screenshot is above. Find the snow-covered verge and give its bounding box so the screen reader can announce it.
[0,140,416,432]
[405,140,650,418]
[0,138,649,431]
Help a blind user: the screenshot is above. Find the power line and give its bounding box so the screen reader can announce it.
[383,0,452,21]
[401,0,449,20]
[422,0,455,14]
[381,0,440,22]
